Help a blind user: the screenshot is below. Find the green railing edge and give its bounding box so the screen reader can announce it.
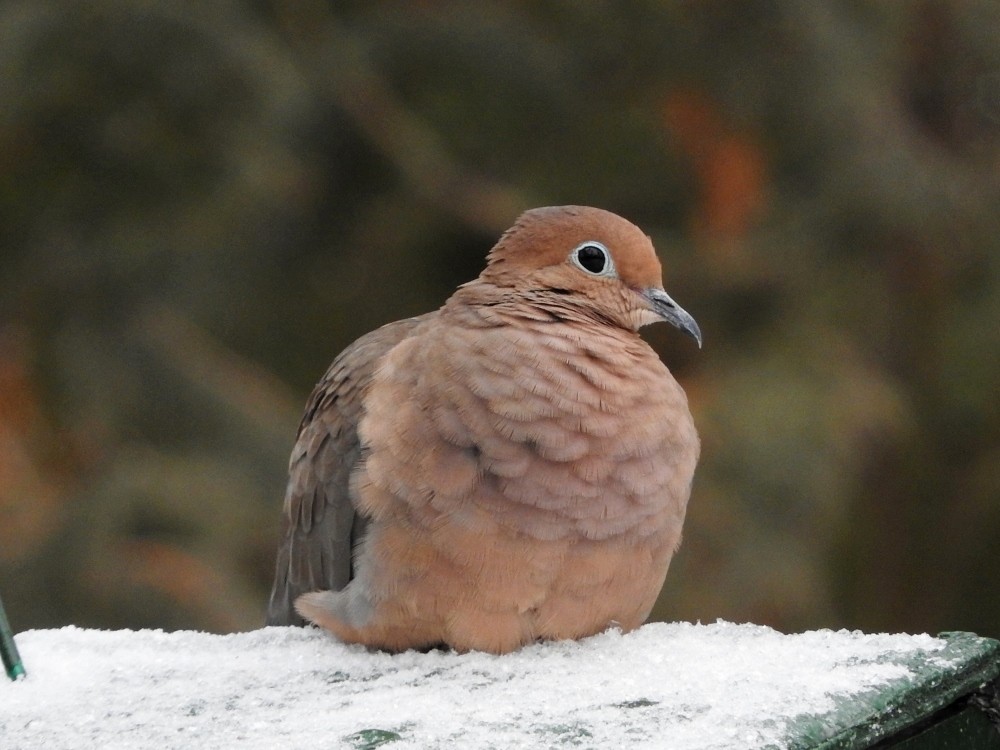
[786,632,1000,749]
[0,593,27,681]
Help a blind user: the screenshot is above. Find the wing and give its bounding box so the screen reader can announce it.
[265,314,431,625]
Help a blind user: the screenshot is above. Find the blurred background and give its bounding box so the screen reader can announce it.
[1,1,998,639]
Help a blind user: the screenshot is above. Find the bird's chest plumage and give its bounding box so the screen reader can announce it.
[346,314,699,651]
[341,317,695,650]
[357,316,696,542]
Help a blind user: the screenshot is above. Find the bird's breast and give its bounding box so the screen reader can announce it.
[356,318,698,543]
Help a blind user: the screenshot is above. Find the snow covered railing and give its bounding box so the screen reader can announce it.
[2,622,998,749]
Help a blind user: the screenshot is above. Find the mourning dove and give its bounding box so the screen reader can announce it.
[266,206,701,654]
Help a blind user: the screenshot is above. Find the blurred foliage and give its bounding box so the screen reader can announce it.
[0,0,998,638]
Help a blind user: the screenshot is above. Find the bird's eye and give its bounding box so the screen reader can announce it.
[572,242,613,276]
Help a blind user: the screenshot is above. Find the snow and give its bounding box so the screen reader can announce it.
[1,621,950,749]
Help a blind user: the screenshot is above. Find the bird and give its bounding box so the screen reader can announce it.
[266,205,701,654]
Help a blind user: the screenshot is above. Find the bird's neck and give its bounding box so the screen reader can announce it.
[444,279,635,333]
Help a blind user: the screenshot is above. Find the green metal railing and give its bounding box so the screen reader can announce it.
[1,592,26,680]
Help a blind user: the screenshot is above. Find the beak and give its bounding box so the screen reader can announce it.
[643,288,702,348]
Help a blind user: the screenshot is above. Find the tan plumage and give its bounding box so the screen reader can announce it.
[266,206,701,654]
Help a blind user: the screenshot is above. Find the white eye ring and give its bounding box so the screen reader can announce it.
[570,241,616,277]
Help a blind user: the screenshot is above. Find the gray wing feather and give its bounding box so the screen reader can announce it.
[265,314,430,625]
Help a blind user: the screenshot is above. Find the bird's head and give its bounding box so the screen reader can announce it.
[480,205,701,346]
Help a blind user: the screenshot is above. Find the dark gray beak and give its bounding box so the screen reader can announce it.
[643,288,702,348]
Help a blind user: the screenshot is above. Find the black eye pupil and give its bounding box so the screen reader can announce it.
[577,245,607,274]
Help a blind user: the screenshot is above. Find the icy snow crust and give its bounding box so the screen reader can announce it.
[2,621,946,749]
